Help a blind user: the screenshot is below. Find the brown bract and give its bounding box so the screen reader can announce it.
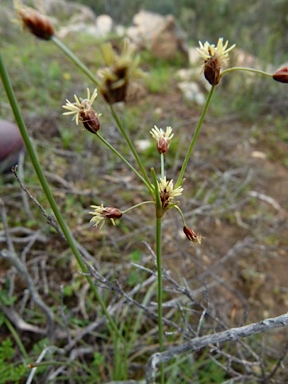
[272,67,288,83]
[101,207,123,219]
[79,106,101,134]
[203,55,221,86]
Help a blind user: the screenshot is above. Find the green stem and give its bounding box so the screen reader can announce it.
[109,104,152,189]
[96,133,154,194]
[175,85,216,188]
[28,361,67,368]
[174,205,186,226]
[51,36,100,86]
[0,53,123,344]
[160,153,165,179]
[156,216,164,383]
[151,168,162,217]
[4,317,28,360]
[121,200,154,214]
[151,168,164,383]
[221,66,273,78]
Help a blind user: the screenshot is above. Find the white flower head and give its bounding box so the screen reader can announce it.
[197,38,235,63]
[150,126,174,154]
[196,38,235,85]
[150,125,174,141]
[63,88,101,133]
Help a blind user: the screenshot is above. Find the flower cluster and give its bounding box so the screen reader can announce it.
[89,205,122,229]
[157,176,183,210]
[62,88,101,134]
[197,38,235,85]
[99,39,144,104]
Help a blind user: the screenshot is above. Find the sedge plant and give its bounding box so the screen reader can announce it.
[1,3,287,383]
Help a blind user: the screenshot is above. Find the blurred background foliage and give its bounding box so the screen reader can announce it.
[1,0,288,121]
[69,0,288,64]
[2,0,288,65]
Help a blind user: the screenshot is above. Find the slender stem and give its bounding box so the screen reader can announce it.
[156,216,164,383]
[96,133,154,194]
[151,168,164,383]
[4,317,28,360]
[175,66,270,190]
[121,200,154,214]
[28,361,69,368]
[109,104,152,189]
[175,85,216,188]
[0,53,123,343]
[221,66,273,78]
[174,205,186,226]
[151,168,162,217]
[160,153,165,179]
[51,36,100,86]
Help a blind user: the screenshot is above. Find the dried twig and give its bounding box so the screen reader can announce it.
[12,165,65,239]
[0,304,46,334]
[0,249,55,338]
[145,313,288,383]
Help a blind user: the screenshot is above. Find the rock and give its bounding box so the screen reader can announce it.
[0,120,25,173]
[176,68,211,91]
[58,24,97,39]
[176,68,208,105]
[58,14,114,39]
[126,10,188,62]
[43,0,96,23]
[188,47,202,66]
[177,81,205,105]
[95,15,113,37]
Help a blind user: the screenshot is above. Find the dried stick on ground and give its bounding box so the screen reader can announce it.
[0,198,55,338]
[145,313,288,383]
[12,166,65,239]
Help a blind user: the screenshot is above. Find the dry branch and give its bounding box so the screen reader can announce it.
[145,313,288,383]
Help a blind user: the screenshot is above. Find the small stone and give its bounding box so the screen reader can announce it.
[0,120,25,173]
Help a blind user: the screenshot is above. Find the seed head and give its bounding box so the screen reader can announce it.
[99,39,144,104]
[62,89,101,134]
[183,226,202,245]
[197,38,235,85]
[15,3,54,40]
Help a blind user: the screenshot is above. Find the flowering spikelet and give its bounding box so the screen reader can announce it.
[15,2,54,40]
[197,38,235,85]
[99,39,144,104]
[89,205,122,229]
[157,176,183,210]
[62,89,101,134]
[150,126,174,154]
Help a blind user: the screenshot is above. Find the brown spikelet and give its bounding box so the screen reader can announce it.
[272,66,288,83]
